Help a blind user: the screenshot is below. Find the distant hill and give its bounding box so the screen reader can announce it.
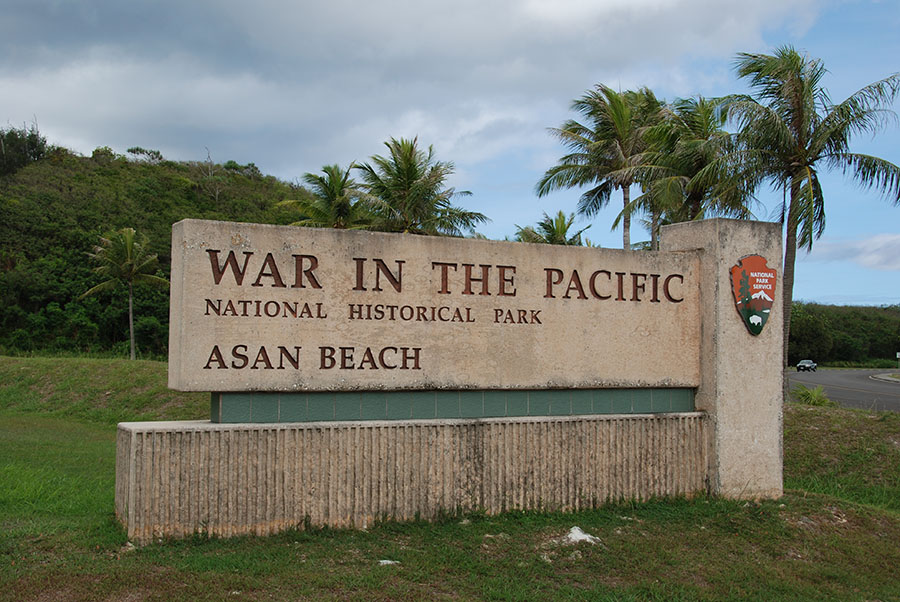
[0,146,310,356]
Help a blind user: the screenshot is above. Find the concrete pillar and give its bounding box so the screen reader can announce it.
[660,218,783,499]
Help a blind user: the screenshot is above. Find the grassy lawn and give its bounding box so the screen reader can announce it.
[1,356,899,601]
[0,356,207,424]
[784,404,900,511]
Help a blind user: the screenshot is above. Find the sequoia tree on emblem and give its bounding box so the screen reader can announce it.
[730,255,776,336]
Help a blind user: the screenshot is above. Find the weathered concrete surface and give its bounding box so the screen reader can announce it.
[169,219,702,392]
[116,414,709,544]
[660,219,783,499]
[119,218,784,543]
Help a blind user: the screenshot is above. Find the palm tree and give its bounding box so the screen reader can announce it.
[80,227,169,360]
[515,211,590,245]
[280,164,374,229]
[537,86,661,250]
[728,45,900,368]
[355,137,488,236]
[620,96,754,249]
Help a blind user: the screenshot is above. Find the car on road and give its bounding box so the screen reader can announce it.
[796,359,817,372]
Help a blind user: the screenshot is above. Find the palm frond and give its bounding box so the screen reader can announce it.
[78,278,118,300]
[133,274,170,289]
[356,137,485,235]
[833,152,900,203]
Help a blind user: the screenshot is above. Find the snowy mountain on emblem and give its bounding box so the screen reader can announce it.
[751,290,773,302]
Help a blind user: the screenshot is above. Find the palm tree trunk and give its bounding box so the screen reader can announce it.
[650,209,659,251]
[622,186,631,250]
[128,282,136,361]
[782,226,796,369]
[781,188,799,401]
[688,192,702,220]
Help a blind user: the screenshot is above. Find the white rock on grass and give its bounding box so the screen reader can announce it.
[378,559,400,566]
[562,526,601,545]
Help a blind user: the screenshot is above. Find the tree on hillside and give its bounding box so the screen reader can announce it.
[515,210,590,245]
[0,123,48,177]
[726,46,900,373]
[279,164,375,229]
[195,148,225,204]
[127,147,164,164]
[80,228,169,360]
[355,137,488,236]
[537,86,661,250]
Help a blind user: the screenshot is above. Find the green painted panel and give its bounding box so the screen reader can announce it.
[252,395,279,423]
[611,390,632,414]
[592,390,613,414]
[506,391,528,416]
[632,390,653,414]
[670,389,694,412]
[459,391,484,418]
[280,394,307,422]
[410,392,436,419]
[308,394,336,421]
[529,391,552,416]
[210,393,220,423]
[436,391,460,419]
[386,392,412,420]
[221,393,252,423]
[331,393,358,420]
[361,392,387,420]
[651,390,671,413]
[213,388,694,422]
[483,391,507,417]
[571,390,592,415]
[550,391,572,416]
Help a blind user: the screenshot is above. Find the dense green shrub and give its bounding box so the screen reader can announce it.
[789,384,836,406]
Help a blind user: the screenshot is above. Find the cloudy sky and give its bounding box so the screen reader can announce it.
[3,0,898,304]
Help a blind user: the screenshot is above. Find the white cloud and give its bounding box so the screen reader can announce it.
[1,0,824,181]
[805,234,900,271]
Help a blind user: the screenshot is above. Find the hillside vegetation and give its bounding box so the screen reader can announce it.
[2,142,899,364]
[0,146,308,357]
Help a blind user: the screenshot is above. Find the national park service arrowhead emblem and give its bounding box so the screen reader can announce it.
[730,255,776,336]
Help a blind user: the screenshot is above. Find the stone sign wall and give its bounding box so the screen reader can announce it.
[117,217,783,544]
[169,219,702,392]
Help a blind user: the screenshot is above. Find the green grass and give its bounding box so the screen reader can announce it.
[2,356,899,601]
[0,355,207,424]
[784,403,900,511]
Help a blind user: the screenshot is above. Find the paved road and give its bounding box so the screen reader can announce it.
[786,369,900,412]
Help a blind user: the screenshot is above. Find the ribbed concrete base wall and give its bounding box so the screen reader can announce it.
[116,413,708,544]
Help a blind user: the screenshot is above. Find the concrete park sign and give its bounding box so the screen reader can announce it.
[168,219,701,392]
[116,218,785,544]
